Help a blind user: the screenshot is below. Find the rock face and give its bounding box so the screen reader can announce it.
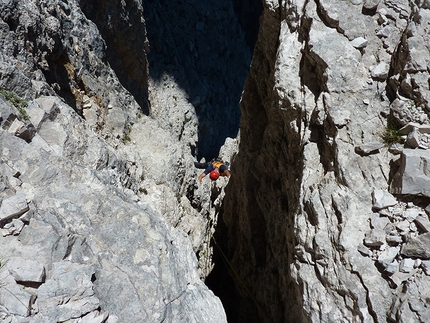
[4,0,430,322]
[0,0,245,321]
[217,0,430,322]
[141,0,251,160]
[0,93,227,322]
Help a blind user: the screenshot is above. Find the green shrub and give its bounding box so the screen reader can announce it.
[381,123,402,146]
[0,89,29,121]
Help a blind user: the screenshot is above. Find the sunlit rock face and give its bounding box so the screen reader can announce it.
[218,0,430,322]
[0,0,249,321]
[3,0,430,322]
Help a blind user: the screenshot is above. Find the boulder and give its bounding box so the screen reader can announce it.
[399,258,415,273]
[398,122,430,135]
[371,62,389,80]
[403,208,419,222]
[385,261,399,274]
[422,261,430,275]
[0,270,34,316]
[406,129,420,148]
[355,142,384,156]
[390,269,418,287]
[390,149,430,197]
[372,189,397,210]
[401,233,430,259]
[0,194,29,223]
[395,220,410,234]
[377,246,400,268]
[6,257,45,283]
[364,229,386,247]
[414,215,430,233]
[363,0,380,10]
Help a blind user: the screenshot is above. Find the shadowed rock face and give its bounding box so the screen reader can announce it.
[215,0,430,322]
[142,0,253,159]
[80,0,150,115]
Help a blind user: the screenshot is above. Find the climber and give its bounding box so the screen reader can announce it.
[195,158,231,182]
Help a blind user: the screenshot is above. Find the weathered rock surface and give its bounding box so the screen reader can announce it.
[391,149,430,197]
[0,0,237,321]
[4,0,430,322]
[216,0,430,322]
[0,96,227,321]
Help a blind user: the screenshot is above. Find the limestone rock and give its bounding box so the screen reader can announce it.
[35,261,100,322]
[422,261,430,275]
[2,218,25,236]
[80,311,110,323]
[0,0,230,321]
[364,229,386,247]
[390,269,417,287]
[390,149,430,197]
[6,257,45,283]
[0,194,29,223]
[3,0,430,322]
[399,258,415,273]
[385,261,399,274]
[350,37,368,49]
[371,62,389,80]
[218,1,430,322]
[0,270,34,317]
[355,142,384,155]
[363,0,381,10]
[414,215,430,233]
[357,243,372,257]
[377,246,400,268]
[372,189,397,210]
[401,233,430,259]
[398,122,430,135]
[405,128,420,148]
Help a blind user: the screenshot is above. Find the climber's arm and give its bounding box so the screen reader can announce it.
[198,172,206,182]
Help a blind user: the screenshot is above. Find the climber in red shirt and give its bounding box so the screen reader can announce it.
[195,158,231,182]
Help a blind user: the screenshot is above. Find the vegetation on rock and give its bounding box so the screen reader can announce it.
[0,89,29,121]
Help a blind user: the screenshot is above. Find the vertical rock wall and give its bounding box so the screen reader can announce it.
[142,0,251,159]
[0,0,244,321]
[220,0,430,322]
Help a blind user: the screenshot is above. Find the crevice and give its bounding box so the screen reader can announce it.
[386,8,423,106]
[17,281,43,289]
[298,14,328,101]
[331,195,343,225]
[351,270,379,323]
[231,0,263,51]
[362,6,378,16]
[205,209,242,322]
[62,234,77,260]
[309,123,333,174]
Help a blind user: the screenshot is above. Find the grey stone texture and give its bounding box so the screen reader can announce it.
[2,0,430,322]
[219,0,430,322]
[391,148,430,197]
[0,0,231,322]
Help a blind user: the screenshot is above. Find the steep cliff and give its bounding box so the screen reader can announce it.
[0,0,250,321]
[218,0,430,322]
[3,0,430,322]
